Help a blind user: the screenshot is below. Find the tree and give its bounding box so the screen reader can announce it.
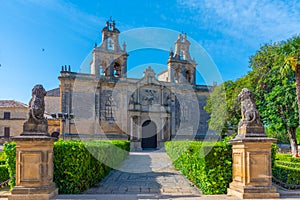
[278,36,300,121]
[205,76,252,137]
[206,37,299,157]
[205,83,227,137]
[249,40,299,157]
[271,36,300,156]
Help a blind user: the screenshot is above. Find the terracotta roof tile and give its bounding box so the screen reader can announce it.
[0,100,28,108]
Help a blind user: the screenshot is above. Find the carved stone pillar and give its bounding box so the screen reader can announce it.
[9,137,58,200]
[161,117,164,141]
[9,85,58,200]
[227,88,279,199]
[227,138,279,199]
[130,116,133,140]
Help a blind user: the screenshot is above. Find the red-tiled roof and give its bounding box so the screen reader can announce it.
[0,100,28,108]
[46,88,60,97]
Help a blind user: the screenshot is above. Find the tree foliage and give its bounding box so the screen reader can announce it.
[206,36,300,156]
[250,37,299,156]
[205,77,252,136]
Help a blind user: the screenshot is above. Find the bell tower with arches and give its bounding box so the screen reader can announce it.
[167,33,196,84]
[91,18,128,78]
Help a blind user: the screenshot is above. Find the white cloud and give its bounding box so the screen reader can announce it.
[177,0,300,43]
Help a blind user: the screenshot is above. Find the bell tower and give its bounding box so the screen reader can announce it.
[91,18,128,78]
[167,33,196,84]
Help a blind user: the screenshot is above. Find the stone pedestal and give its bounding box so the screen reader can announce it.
[227,137,280,199]
[9,136,58,200]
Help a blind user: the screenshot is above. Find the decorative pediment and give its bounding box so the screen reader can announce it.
[137,66,160,85]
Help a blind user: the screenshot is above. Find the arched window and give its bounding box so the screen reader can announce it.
[114,62,121,77]
[105,96,113,120]
[102,68,108,77]
[100,66,105,76]
[186,70,191,83]
[107,38,114,51]
[180,50,184,60]
[174,68,181,83]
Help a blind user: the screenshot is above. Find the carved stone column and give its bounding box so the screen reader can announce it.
[137,117,142,151]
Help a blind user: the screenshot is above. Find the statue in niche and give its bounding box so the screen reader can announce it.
[28,84,47,122]
[238,88,262,128]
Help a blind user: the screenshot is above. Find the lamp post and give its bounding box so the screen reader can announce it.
[51,112,74,140]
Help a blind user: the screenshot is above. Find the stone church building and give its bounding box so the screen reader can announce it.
[58,20,211,150]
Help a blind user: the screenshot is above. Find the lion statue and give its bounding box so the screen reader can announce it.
[28,84,47,121]
[238,88,261,127]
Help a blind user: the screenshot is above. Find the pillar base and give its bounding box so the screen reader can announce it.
[9,185,58,200]
[227,137,279,199]
[10,135,58,200]
[227,185,279,199]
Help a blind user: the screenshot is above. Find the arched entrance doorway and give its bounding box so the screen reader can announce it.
[142,120,157,149]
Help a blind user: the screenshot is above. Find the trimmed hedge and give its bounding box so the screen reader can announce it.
[165,141,232,194]
[271,143,277,167]
[273,153,300,189]
[0,165,9,182]
[276,153,300,163]
[3,142,16,189]
[4,140,129,194]
[0,151,6,165]
[0,151,6,179]
[275,161,300,168]
[273,164,300,188]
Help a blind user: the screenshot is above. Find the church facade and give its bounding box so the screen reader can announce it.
[59,20,211,150]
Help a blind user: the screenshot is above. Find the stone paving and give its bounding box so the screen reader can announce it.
[84,149,201,196]
[50,149,300,200]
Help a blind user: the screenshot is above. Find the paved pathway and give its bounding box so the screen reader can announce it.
[52,149,233,199]
[85,149,201,196]
[51,149,300,200]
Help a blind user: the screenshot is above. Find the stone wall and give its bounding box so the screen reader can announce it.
[0,107,28,139]
[45,96,60,114]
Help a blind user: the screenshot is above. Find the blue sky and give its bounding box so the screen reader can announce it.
[0,0,299,103]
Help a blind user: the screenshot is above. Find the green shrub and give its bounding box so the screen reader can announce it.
[4,140,129,194]
[273,153,300,189]
[275,161,300,168]
[54,139,129,194]
[271,143,277,168]
[3,142,16,189]
[276,153,300,163]
[0,165,9,182]
[165,141,232,194]
[0,151,6,165]
[273,164,300,189]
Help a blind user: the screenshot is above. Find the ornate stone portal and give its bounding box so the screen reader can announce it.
[9,85,58,200]
[227,88,279,199]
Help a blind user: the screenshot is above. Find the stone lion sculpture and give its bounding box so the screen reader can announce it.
[238,88,261,127]
[28,84,47,121]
